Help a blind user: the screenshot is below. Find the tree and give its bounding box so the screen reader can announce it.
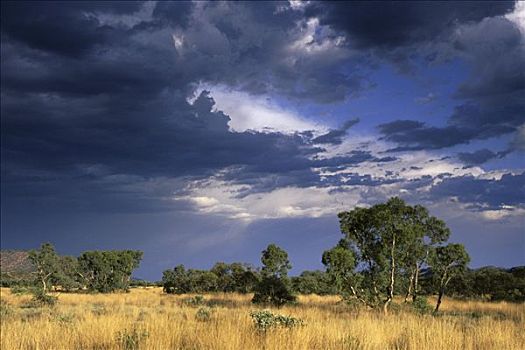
[322,240,358,296]
[211,262,234,292]
[291,270,335,295]
[78,250,143,292]
[337,197,455,313]
[162,265,189,294]
[28,243,61,293]
[401,208,450,302]
[429,243,470,312]
[261,244,291,279]
[187,269,218,292]
[229,262,259,293]
[53,256,82,291]
[252,244,296,306]
[211,262,259,293]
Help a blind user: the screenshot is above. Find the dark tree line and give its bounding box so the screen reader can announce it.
[162,262,259,294]
[24,243,143,294]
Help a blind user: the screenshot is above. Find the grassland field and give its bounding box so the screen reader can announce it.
[1,287,524,350]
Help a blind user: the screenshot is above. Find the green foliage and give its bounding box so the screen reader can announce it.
[116,328,149,350]
[0,300,13,319]
[185,295,206,306]
[444,266,525,302]
[28,243,61,293]
[322,240,357,294]
[195,306,213,322]
[162,265,188,294]
[429,243,470,312]
[411,296,433,315]
[291,270,336,295]
[30,288,58,307]
[336,197,454,311]
[78,250,143,292]
[252,276,297,306]
[252,244,296,306]
[11,285,31,295]
[54,256,83,291]
[261,244,291,279]
[211,262,259,293]
[162,265,223,294]
[250,310,304,331]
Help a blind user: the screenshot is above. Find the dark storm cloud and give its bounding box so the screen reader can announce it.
[377,120,470,151]
[0,1,144,58]
[429,172,525,210]
[306,1,515,49]
[457,149,509,166]
[151,1,195,27]
[312,118,359,145]
[1,0,523,213]
[0,0,377,212]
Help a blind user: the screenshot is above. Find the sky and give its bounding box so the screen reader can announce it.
[1,1,524,280]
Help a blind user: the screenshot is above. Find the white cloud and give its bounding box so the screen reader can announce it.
[191,84,325,134]
[507,1,525,35]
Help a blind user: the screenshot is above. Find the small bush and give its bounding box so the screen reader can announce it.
[412,296,433,315]
[250,309,304,332]
[252,277,296,307]
[195,307,213,322]
[0,300,13,318]
[31,289,58,307]
[116,328,149,350]
[11,286,30,295]
[185,295,205,307]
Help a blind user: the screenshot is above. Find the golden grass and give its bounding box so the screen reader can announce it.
[1,287,524,350]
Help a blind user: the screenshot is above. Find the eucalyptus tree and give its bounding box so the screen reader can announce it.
[28,242,61,293]
[337,197,456,313]
[429,243,470,312]
[78,250,143,292]
[252,244,296,306]
[401,207,450,302]
[322,239,359,297]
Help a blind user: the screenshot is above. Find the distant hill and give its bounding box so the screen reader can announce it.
[0,250,35,285]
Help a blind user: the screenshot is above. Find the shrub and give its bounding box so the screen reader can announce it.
[185,295,205,306]
[250,309,304,331]
[11,286,30,295]
[116,328,149,350]
[0,300,13,318]
[252,276,296,307]
[195,307,213,322]
[412,296,433,315]
[29,288,58,307]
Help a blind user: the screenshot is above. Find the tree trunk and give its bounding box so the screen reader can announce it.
[384,234,396,314]
[434,287,444,313]
[412,262,420,302]
[434,271,450,313]
[404,269,415,302]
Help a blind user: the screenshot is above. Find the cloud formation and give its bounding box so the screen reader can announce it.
[1,1,524,275]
